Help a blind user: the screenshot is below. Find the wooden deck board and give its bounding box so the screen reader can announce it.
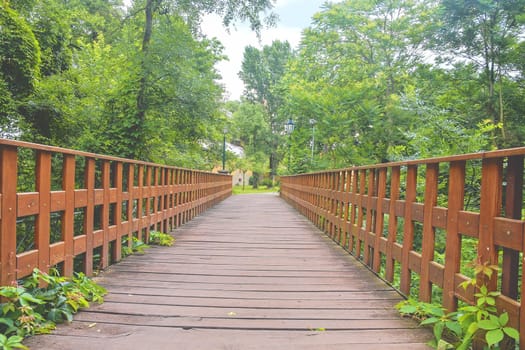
[25,193,431,349]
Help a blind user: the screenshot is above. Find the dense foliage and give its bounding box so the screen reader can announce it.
[1,0,524,173]
[235,0,525,175]
[0,0,274,169]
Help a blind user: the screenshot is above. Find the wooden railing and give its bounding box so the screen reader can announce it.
[0,139,231,285]
[281,148,525,348]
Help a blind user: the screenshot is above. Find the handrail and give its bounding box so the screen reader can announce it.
[281,147,525,349]
[0,139,231,283]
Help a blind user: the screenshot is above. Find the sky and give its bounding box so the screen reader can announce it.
[201,0,339,101]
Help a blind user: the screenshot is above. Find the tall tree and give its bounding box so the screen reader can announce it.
[434,0,525,146]
[131,0,276,160]
[280,0,430,167]
[239,40,293,177]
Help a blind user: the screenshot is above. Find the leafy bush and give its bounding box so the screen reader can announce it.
[148,231,175,247]
[396,262,519,349]
[0,268,107,341]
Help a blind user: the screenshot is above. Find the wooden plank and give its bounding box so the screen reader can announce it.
[0,146,17,285]
[62,154,75,275]
[83,158,95,276]
[400,165,417,295]
[478,158,502,290]
[442,161,465,311]
[419,163,438,302]
[27,194,430,350]
[113,162,123,262]
[385,166,400,283]
[36,151,52,274]
[502,155,523,301]
[372,167,386,273]
[101,160,110,269]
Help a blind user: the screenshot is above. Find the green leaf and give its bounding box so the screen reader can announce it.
[420,317,439,326]
[477,319,498,331]
[498,312,508,326]
[433,321,444,341]
[485,329,504,347]
[502,327,519,340]
[445,321,462,336]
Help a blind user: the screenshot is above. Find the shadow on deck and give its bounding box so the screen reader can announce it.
[26,194,431,349]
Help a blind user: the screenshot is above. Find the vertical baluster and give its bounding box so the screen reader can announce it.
[400,165,417,296]
[36,151,51,274]
[62,154,75,276]
[0,146,18,285]
[101,160,110,269]
[126,164,134,252]
[420,163,438,302]
[442,161,465,311]
[373,167,387,273]
[364,169,375,266]
[137,165,144,241]
[114,162,123,262]
[478,157,502,290]
[385,166,400,283]
[84,158,95,276]
[501,156,523,299]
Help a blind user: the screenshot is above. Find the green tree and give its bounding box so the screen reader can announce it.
[433,0,525,147]
[130,0,276,160]
[280,0,430,168]
[239,40,294,177]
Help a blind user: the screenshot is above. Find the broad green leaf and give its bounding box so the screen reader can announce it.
[420,317,439,326]
[485,329,504,347]
[445,321,462,336]
[477,319,498,331]
[498,312,508,326]
[502,327,519,340]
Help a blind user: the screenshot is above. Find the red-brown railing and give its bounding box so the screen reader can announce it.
[0,139,231,284]
[281,148,525,348]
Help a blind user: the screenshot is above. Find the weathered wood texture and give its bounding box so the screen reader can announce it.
[281,148,525,350]
[25,194,431,349]
[0,139,231,284]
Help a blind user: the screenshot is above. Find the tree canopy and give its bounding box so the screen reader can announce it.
[1,0,524,175]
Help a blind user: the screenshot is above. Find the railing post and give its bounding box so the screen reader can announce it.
[114,162,123,262]
[477,157,502,290]
[0,146,18,286]
[363,169,375,266]
[502,155,523,299]
[400,165,417,296]
[36,151,51,275]
[84,158,95,276]
[372,167,387,273]
[101,160,111,269]
[62,154,76,276]
[442,161,465,311]
[419,163,438,302]
[385,166,400,283]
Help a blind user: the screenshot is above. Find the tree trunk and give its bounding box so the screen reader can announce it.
[132,0,155,160]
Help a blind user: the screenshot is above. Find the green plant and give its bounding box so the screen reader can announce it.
[0,334,28,350]
[0,268,107,342]
[121,236,149,257]
[396,261,520,349]
[148,231,175,247]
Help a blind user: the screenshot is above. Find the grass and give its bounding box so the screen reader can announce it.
[232,185,279,195]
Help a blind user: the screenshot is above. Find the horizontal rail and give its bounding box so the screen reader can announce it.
[0,139,231,283]
[281,147,525,349]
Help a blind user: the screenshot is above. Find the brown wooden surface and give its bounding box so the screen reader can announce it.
[26,194,431,349]
[0,139,231,284]
[280,147,525,349]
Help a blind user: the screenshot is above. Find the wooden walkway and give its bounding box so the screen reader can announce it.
[26,194,431,349]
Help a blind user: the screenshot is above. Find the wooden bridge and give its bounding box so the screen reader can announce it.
[0,139,524,349]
